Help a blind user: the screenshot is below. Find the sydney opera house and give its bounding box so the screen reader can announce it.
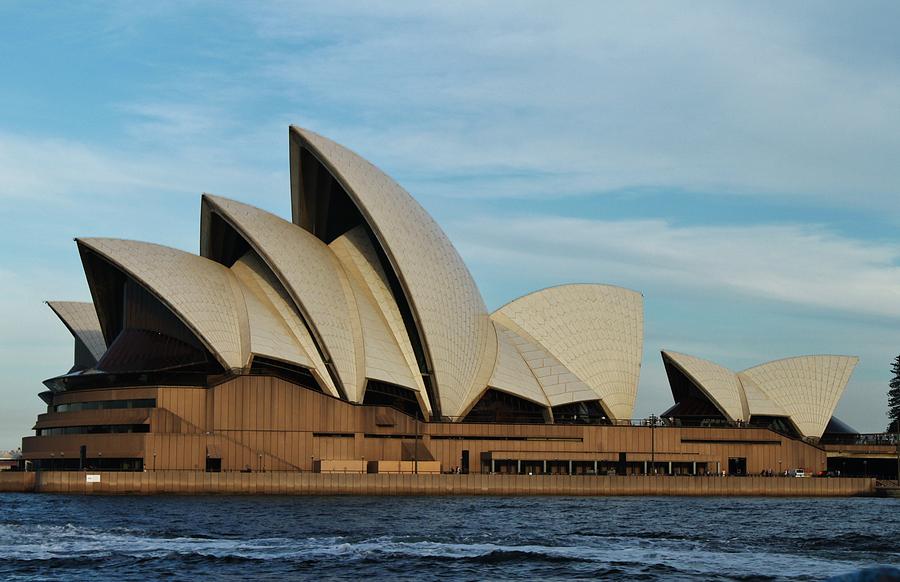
[21,127,884,478]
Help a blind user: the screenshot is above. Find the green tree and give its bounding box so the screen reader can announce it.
[889,355,900,433]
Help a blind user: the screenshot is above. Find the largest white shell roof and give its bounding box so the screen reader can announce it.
[291,127,497,419]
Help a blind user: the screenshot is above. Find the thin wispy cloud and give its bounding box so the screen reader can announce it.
[0,129,286,212]
[246,1,900,213]
[0,133,161,202]
[456,216,900,320]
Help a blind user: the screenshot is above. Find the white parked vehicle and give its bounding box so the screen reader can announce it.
[794,470,806,477]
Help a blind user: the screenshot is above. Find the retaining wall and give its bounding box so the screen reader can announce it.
[0,471,876,496]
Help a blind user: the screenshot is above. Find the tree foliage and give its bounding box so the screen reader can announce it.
[888,355,900,433]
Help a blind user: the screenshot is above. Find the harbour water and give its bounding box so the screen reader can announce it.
[0,494,898,580]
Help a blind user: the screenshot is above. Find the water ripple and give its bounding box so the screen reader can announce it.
[0,494,898,581]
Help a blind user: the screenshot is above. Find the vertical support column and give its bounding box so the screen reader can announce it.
[491,458,495,474]
[543,460,547,474]
[668,461,672,475]
[594,460,598,475]
[568,460,573,475]
[413,419,419,475]
[354,432,364,465]
[517,460,521,475]
[692,461,697,475]
[643,461,648,475]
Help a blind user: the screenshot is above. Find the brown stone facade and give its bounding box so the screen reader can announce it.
[23,375,833,479]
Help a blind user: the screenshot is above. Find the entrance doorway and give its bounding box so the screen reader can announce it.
[728,457,747,476]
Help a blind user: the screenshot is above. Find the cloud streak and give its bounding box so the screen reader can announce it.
[0,127,287,211]
[455,215,900,320]
[0,133,163,202]
[246,1,900,215]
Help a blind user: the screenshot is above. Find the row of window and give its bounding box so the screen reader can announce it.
[431,435,583,442]
[54,398,157,413]
[32,458,144,471]
[312,433,583,442]
[36,424,150,436]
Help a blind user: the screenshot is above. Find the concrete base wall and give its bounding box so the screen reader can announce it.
[0,471,876,497]
[0,472,34,492]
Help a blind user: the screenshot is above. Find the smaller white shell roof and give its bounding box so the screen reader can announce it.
[736,373,788,417]
[662,351,746,421]
[46,301,107,362]
[231,254,313,370]
[77,238,250,371]
[485,321,549,408]
[230,251,338,397]
[493,284,643,420]
[329,226,432,414]
[740,355,858,439]
[661,350,858,439]
[487,317,596,409]
[202,195,360,398]
[330,231,427,407]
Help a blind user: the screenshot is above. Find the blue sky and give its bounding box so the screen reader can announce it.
[1,1,899,447]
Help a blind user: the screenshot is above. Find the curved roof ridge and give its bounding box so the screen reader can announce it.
[493,282,643,315]
[230,254,314,370]
[490,313,607,410]
[740,353,860,372]
[229,250,338,396]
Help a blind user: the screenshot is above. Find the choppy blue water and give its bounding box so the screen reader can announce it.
[0,494,898,581]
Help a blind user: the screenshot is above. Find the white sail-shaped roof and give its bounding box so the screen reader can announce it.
[737,373,788,417]
[229,251,337,396]
[488,318,595,408]
[201,195,363,399]
[484,321,550,409]
[739,355,858,439]
[231,253,313,369]
[77,238,250,371]
[291,127,497,419]
[492,284,644,421]
[330,228,431,411]
[662,350,746,421]
[46,301,107,362]
[661,350,858,438]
